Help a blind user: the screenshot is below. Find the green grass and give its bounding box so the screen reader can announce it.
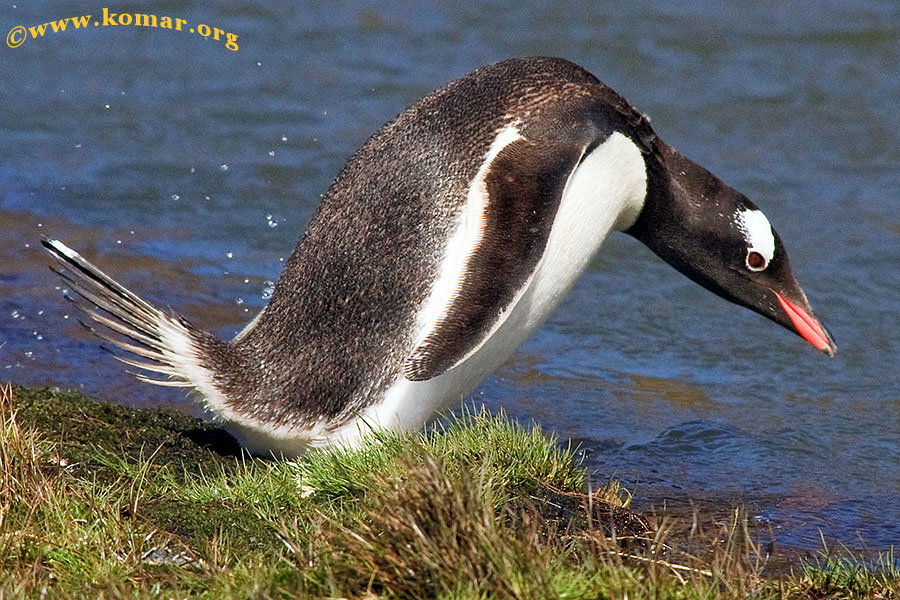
[0,384,897,599]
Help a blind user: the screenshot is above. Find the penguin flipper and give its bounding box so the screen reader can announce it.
[404,134,586,381]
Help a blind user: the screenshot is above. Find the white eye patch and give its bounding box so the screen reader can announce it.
[734,208,775,263]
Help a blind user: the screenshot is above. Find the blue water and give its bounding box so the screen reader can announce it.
[2,1,898,551]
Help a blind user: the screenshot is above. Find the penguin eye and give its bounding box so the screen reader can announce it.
[746,250,768,271]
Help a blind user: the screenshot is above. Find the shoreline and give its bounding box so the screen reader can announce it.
[1,384,897,598]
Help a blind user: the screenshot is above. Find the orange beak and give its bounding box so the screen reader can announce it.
[773,291,836,356]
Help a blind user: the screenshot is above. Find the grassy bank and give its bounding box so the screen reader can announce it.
[0,384,897,598]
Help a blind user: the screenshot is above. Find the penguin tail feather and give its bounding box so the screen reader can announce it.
[42,239,225,396]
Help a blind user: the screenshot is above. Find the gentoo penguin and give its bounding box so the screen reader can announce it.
[44,57,836,457]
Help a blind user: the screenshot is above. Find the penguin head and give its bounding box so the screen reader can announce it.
[626,141,836,356]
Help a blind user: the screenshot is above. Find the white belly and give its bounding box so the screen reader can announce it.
[329,131,648,448]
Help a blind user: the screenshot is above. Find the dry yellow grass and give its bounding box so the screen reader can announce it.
[0,386,896,599]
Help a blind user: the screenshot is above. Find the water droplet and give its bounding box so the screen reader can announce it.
[24,351,33,358]
[37,223,42,228]
[262,280,276,300]
[220,164,229,171]
[104,104,110,109]
[116,240,122,244]
[268,150,275,157]
[190,167,196,173]
[171,194,180,201]
[24,243,30,248]
[243,278,249,284]
[256,61,262,67]
[75,143,82,148]
[10,310,19,319]
[280,135,288,142]
[226,252,233,259]
[236,297,244,305]
[37,310,44,316]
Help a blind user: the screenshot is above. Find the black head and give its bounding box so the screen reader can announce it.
[626,141,836,356]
